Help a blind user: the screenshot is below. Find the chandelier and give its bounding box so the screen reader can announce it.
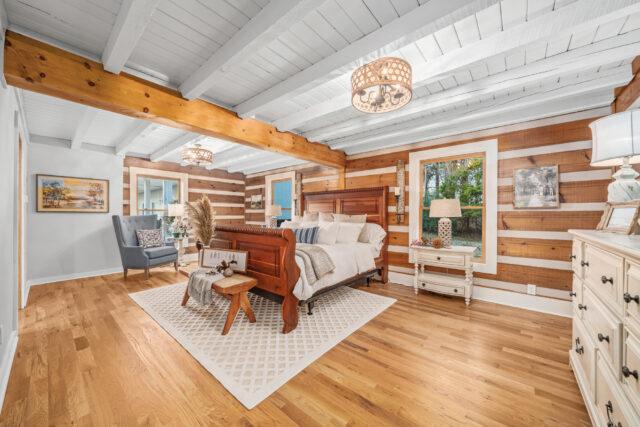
[181,143,213,167]
[351,57,412,113]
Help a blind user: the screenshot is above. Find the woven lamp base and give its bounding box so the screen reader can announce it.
[438,217,453,247]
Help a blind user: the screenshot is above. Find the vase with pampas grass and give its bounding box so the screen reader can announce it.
[185,196,216,262]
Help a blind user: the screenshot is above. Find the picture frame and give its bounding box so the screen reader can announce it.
[36,174,109,213]
[598,201,640,234]
[513,165,559,209]
[201,248,248,273]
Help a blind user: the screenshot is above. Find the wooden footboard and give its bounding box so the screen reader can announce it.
[211,225,300,333]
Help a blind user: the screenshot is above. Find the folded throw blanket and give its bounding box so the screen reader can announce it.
[296,244,335,286]
[187,269,224,306]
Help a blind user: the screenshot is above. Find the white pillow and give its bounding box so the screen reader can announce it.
[336,222,366,243]
[317,221,339,244]
[334,213,367,223]
[319,212,334,223]
[280,220,300,229]
[358,222,387,249]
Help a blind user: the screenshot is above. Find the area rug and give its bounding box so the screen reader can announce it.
[129,283,395,409]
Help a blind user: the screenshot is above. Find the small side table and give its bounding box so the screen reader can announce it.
[180,270,257,335]
[410,245,475,305]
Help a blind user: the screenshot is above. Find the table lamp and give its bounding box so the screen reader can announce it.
[590,110,640,202]
[168,203,184,218]
[430,199,461,247]
[266,204,282,228]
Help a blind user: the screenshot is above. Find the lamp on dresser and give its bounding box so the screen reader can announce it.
[429,199,461,247]
[590,109,640,202]
[265,204,281,228]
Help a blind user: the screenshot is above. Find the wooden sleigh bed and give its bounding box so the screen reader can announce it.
[211,187,388,333]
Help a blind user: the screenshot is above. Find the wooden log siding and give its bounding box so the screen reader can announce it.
[123,157,245,253]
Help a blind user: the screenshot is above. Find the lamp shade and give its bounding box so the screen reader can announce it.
[430,199,461,218]
[590,109,640,167]
[266,204,282,217]
[168,203,184,217]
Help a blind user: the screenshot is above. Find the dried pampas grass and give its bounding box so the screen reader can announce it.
[185,196,216,246]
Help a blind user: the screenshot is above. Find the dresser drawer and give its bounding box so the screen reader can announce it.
[625,261,640,325]
[583,288,623,376]
[572,239,584,279]
[622,328,640,410]
[573,318,596,397]
[415,251,466,268]
[584,243,623,313]
[595,354,640,427]
[572,274,584,319]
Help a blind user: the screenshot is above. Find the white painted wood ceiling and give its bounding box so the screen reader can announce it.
[6,0,640,172]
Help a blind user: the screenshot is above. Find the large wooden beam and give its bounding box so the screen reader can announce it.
[611,56,640,112]
[3,31,346,168]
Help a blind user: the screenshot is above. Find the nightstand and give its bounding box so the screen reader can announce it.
[410,245,475,305]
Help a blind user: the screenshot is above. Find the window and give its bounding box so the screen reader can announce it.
[271,179,292,222]
[421,154,485,260]
[137,176,180,218]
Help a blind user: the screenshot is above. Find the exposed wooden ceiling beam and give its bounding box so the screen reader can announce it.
[102,0,160,74]
[3,31,346,168]
[234,0,499,118]
[305,32,640,141]
[150,132,205,162]
[70,107,98,149]
[274,0,640,132]
[115,121,157,155]
[179,0,318,100]
[612,56,640,112]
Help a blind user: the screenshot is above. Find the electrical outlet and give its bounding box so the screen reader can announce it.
[527,284,537,296]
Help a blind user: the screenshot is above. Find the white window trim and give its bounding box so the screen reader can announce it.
[129,167,188,215]
[265,170,296,217]
[409,139,498,275]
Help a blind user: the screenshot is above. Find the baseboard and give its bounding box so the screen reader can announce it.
[0,330,18,412]
[26,267,123,287]
[387,271,572,318]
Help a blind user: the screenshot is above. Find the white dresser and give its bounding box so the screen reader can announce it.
[569,230,640,426]
[410,245,475,305]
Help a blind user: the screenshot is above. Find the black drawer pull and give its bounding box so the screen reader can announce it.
[453,288,458,293]
[597,333,610,343]
[578,304,587,310]
[569,291,576,297]
[570,255,577,260]
[605,401,622,427]
[581,260,589,267]
[601,276,614,284]
[574,338,584,354]
[623,292,640,304]
[436,256,441,260]
[622,366,639,379]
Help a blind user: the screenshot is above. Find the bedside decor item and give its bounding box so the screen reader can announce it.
[395,160,405,223]
[36,174,108,213]
[598,200,640,234]
[429,199,461,247]
[351,57,412,113]
[590,109,640,202]
[185,195,216,248]
[202,248,248,273]
[216,260,237,277]
[513,165,559,209]
[266,204,281,228]
[431,237,443,249]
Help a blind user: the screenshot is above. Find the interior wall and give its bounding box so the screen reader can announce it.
[245,116,608,301]
[122,157,245,253]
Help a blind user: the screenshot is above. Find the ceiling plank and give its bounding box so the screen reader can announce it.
[102,0,160,74]
[70,107,98,149]
[179,0,318,100]
[207,147,263,170]
[116,121,157,155]
[150,132,205,162]
[234,0,499,118]
[4,31,346,168]
[228,152,287,173]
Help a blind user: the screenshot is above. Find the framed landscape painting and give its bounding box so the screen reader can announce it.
[36,174,109,213]
[513,165,559,209]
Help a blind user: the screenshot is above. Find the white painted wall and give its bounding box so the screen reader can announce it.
[26,143,123,286]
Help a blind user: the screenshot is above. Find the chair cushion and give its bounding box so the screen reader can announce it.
[144,245,178,259]
[136,229,164,248]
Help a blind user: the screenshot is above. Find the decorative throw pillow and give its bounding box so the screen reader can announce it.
[336,222,366,243]
[136,229,164,248]
[319,212,334,223]
[358,223,387,251]
[302,211,319,222]
[293,227,319,244]
[334,213,367,223]
[317,221,339,245]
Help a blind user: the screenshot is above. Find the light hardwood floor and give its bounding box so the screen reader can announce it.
[0,268,589,426]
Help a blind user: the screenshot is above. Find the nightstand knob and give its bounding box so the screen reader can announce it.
[569,291,576,297]
[436,256,441,261]
[623,293,640,304]
[575,338,584,354]
[622,366,639,379]
[578,304,587,311]
[597,333,610,343]
[581,260,589,267]
[570,255,576,260]
[453,288,458,293]
[601,276,613,284]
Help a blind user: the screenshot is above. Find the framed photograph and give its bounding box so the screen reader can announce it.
[201,248,248,273]
[36,174,109,213]
[513,165,559,209]
[250,194,263,209]
[599,201,640,234]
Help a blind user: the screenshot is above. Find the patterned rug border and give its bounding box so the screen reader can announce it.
[128,283,395,409]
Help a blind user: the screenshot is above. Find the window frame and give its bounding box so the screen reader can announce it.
[136,174,181,217]
[265,171,296,223]
[128,167,188,217]
[409,139,498,275]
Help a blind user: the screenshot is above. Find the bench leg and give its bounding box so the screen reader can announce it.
[181,286,190,306]
[239,292,256,323]
[222,294,241,335]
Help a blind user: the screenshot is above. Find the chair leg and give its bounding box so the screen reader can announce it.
[123,268,128,280]
[145,267,150,279]
[174,261,178,271]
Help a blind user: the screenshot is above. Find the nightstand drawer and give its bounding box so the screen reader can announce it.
[594,354,639,427]
[583,288,623,377]
[625,261,640,324]
[622,327,640,410]
[415,251,466,267]
[419,281,465,297]
[584,243,623,313]
[573,318,596,398]
[572,274,584,319]
[572,239,584,278]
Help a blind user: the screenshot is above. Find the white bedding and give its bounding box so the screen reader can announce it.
[292,242,377,300]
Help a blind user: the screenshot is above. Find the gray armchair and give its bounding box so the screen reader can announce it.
[112,215,178,279]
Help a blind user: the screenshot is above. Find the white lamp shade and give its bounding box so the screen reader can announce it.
[590,109,640,167]
[430,199,462,218]
[168,203,184,217]
[266,204,282,216]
